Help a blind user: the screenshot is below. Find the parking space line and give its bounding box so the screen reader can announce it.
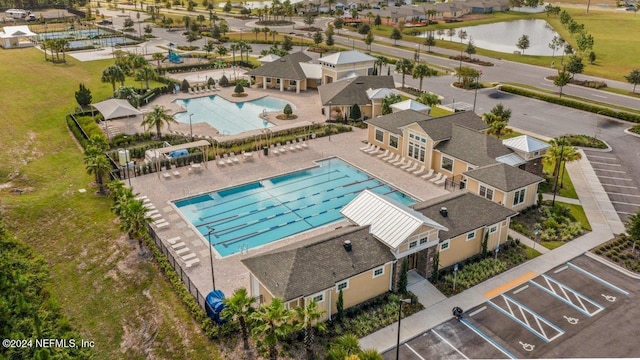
[460,318,517,359]
[601,184,638,189]
[431,330,469,360]
[469,306,487,317]
[597,176,633,181]
[513,285,529,294]
[589,161,621,166]
[489,295,564,343]
[554,266,568,273]
[567,262,629,295]
[405,343,427,360]
[529,276,604,317]
[607,192,640,198]
[611,201,640,206]
[617,211,634,215]
[484,271,537,298]
[586,155,617,160]
[592,168,626,173]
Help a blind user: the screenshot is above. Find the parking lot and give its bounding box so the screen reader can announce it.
[583,149,640,223]
[384,255,640,359]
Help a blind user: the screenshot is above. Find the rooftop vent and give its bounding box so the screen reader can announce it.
[343,240,352,252]
[439,207,448,217]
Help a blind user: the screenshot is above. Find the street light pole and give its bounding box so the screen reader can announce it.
[189,113,194,141]
[123,136,132,188]
[473,72,481,112]
[395,298,412,360]
[207,226,216,291]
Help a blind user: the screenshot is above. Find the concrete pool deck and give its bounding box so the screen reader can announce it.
[129,127,449,298]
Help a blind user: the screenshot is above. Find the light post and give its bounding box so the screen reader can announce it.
[552,135,566,207]
[473,71,482,113]
[453,263,459,291]
[189,113,194,141]
[206,226,216,291]
[123,136,132,188]
[533,227,539,251]
[395,298,412,360]
[494,244,500,271]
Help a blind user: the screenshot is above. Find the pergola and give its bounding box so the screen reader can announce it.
[92,99,142,120]
[148,140,211,178]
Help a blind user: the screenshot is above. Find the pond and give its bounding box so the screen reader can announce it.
[420,19,561,56]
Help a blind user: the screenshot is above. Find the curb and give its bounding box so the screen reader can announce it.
[624,127,640,138]
[584,251,640,280]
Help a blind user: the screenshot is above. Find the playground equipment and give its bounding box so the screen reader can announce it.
[168,49,183,64]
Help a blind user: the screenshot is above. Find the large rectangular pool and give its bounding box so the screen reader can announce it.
[173,158,417,256]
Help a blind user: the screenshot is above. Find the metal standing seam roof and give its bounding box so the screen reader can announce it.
[318,50,377,65]
[340,190,447,249]
[502,135,550,153]
[391,99,431,112]
[365,88,399,100]
[495,152,526,167]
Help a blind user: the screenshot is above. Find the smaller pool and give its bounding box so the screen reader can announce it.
[174,96,293,135]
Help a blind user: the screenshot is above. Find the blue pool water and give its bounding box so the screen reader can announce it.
[174,158,417,256]
[174,96,293,135]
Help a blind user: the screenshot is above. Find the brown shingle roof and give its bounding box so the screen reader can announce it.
[463,163,544,192]
[318,76,395,106]
[241,225,395,300]
[413,111,487,141]
[411,192,517,239]
[435,125,513,167]
[245,51,312,80]
[364,110,429,135]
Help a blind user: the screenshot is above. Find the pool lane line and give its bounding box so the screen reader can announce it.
[196,169,343,212]
[566,262,629,296]
[431,329,469,359]
[204,185,385,238]
[197,174,351,220]
[528,275,604,317]
[459,317,517,359]
[484,272,537,299]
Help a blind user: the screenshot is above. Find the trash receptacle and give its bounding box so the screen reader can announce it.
[263,146,268,156]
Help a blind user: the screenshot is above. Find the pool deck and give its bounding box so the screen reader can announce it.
[129,127,449,298]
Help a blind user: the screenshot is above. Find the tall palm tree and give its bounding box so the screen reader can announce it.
[326,334,361,360]
[136,66,157,89]
[395,58,413,89]
[412,64,434,93]
[151,52,164,70]
[294,300,326,360]
[229,42,240,65]
[85,153,112,195]
[101,65,125,93]
[203,40,215,58]
[375,56,388,76]
[545,137,582,187]
[252,27,261,40]
[141,105,177,138]
[107,179,128,201]
[221,288,256,351]
[249,298,293,360]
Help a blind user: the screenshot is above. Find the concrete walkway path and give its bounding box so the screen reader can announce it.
[359,146,625,353]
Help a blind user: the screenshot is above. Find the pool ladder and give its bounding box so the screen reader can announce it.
[240,243,249,255]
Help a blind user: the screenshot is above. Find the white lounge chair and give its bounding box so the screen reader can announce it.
[301,141,308,149]
[172,169,180,176]
[277,143,286,153]
[406,163,419,172]
[295,139,303,150]
[182,253,197,260]
[386,154,400,163]
[271,144,279,155]
[401,160,413,170]
[188,88,194,94]
[224,154,233,165]
[162,172,171,179]
[366,146,380,155]
[421,169,435,179]
[185,258,200,268]
[413,166,426,175]
[434,175,448,186]
[155,222,169,229]
[377,149,390,158]
[166,236,181,245]
[146,210,159,216]
[360,143,373,152]
[230,152,240,163]
[429,173,443,183]
[150,213,163,220]
[287,141,296,151]
[176,247,190,255]
[382,152,395,161]
[135,195,148,200]
[392,157,405,166]
[216,155,226,167]
[171,241,186,249]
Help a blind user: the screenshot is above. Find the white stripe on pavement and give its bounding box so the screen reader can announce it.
[431,330,469,360]
[587,155,617,159]
[611,201,640,206]
[601,184,638,189]
[592,168,626,173]
[597,176,633,181]
[607,193,640,198]
[589,161,622,166]
[405,343,426,360]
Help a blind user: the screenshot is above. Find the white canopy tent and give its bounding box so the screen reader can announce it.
[92,99,142,120]
[0,25,37,49]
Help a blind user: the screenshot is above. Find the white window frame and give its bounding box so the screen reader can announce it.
[311,292,324,303]
[489,225,498,234]
[409,240,417,249]
[375,129,384,142]
[266,77,272,83]
[440,239,450,251]
[336,280,349,291]
[389,135,399,149]
[513,188,526,206]
[466,231,476,241]
[441,155,454,172]
[372,266,384,278]
[419,236,429,245]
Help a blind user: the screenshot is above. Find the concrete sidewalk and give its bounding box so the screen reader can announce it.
[359,147,623,353]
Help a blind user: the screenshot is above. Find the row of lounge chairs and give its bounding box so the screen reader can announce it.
[137,195,171,229]
[271,139,308,155]
[361,143,448,186]
[188,85,218,94]
[167,236,200,268]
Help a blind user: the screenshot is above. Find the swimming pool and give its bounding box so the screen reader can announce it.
[174,158,417,256]
[174,95,293,135]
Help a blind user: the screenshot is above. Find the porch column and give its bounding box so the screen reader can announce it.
[296,82,300,94]
[262,78,267,89]
[280,79,284,92]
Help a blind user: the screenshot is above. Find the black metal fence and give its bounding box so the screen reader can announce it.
[445,175,466,191]
[147,226,207,310]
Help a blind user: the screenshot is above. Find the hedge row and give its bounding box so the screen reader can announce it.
[500,85,640,124]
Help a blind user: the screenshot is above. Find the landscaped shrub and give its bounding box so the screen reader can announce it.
[219,75,230,87]
[564,134,607,149]
[500,85,640,124]
[443,258,508,290]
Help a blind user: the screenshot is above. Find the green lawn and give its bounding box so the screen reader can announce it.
[430,106,454,117]
[541,241,565,250]
[541,161,578,199]
[0,48,221,359]
[562,202,592,231]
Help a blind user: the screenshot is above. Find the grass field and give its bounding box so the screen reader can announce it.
[0,48,221,359]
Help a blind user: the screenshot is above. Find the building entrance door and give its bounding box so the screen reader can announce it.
[407,253,418,270]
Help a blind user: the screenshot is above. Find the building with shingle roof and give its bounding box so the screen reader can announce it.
[246,52,320,93]
[318,76,395,120]
[434,124,514,168]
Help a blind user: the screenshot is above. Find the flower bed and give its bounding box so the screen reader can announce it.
[510,202,585,246]
[593,235,640,273]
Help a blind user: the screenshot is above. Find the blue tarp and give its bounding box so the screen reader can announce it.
[168,149,188,158]
[205,290,226,324]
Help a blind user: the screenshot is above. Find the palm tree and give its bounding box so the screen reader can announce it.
[151,52,165,70]
[229,42,240,65]
[326,334,362,360]
[101,65,125,93]
[203,40,215,58]
[141,105,177,138]
[252,27,261,40]
[294,300,326,360]
[111,185,135,217]
[395,58,413,88]
[221,288,256,351]
[107,179,128,201]
[546,137,582,187]
[119,198,152,253]
[85,153,111,195]
[412,64,434,93]
[136,66,157,89]
[249,298,293,360]
[375,56,388,76]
